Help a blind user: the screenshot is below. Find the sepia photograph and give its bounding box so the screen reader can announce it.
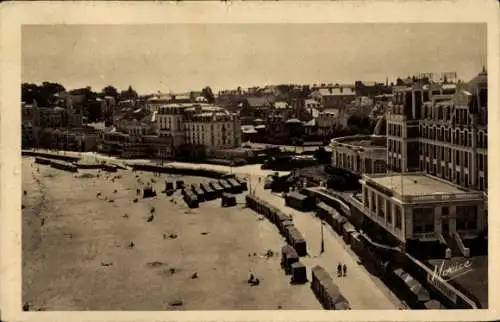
[19,22,489,311]
[1,1,498,322]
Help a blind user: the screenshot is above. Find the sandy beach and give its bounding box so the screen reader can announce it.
[21,157,321,310]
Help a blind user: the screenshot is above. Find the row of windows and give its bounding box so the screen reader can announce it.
[387,123,403,137]
[388,155,402,171]
[421,106,469,125]
[185,135,232,147]
[420,143,488,171]
[412,205,478,234]
[388,139,402,154]
[363,188,403,230]
[420,158,488,191]
[334,151,386,174]
[388,122,488,150]
[362,192,479,236]
[158,117,234,132]
[420,125,487,149]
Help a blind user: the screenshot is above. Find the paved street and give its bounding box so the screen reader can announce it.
[248,174,403,310]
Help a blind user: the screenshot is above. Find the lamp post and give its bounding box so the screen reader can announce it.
[320,219,325,254]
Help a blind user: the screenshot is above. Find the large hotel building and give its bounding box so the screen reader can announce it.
[386,69,488,192]
[332,69,488,253]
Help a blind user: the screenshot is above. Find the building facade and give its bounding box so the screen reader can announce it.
[387,69,488,193]
[311,86,356,110]
[156,103,241,154]
[330,135,387,175]
[354,173,486,245]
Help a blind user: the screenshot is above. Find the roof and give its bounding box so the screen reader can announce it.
[274,101,290,109]
[317,87,356,96]
[195,96,208,102]
[172,95,191,101]
[466,70,487,91]
[435,100,453,108]
[241,125,258,134]
[366,173,467,197]
[441,84,457,90]
[304,99,320,106]
[246,96,273,108]
[322,108,340,117]
[304,119,316,127]
[286,118,302,124]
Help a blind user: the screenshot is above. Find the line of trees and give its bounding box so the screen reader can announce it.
[22,83,139,106]
[22,82,140,123]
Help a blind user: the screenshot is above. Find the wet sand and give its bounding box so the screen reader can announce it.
[21,157,321,310]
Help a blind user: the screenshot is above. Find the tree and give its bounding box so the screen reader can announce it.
[119,85,138,101]
[22,83,40,104]
[102,85,119,98]
[300,85,311,99]
[201,86,215,103]
[41,82,65,95]
[347,114,371,130]
[87,100,103,123]
[22,82,66,106]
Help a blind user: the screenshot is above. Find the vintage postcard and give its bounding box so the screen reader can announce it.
[1,1,498,322]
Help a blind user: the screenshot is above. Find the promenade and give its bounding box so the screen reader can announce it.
[248,175,404,310]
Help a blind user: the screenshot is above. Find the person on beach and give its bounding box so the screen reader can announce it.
[337,263,342,277]
[343,264,347,277]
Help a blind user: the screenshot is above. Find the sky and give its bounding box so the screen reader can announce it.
[22,24,487,94]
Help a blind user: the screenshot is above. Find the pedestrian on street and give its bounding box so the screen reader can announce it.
[343,264,347,277]
[337,263,342,277]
